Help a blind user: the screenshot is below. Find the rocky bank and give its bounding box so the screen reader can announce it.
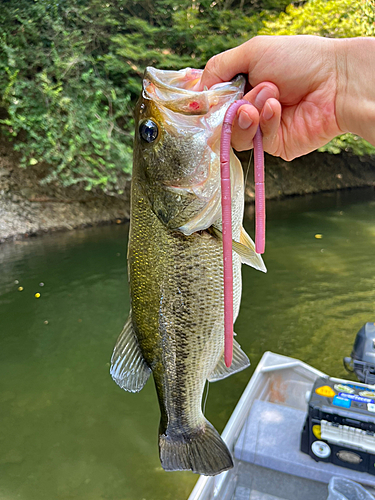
[1,136,375,243]
[0,137,130,243]
[239,150,375,201]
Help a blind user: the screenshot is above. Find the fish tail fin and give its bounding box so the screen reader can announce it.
[159,419,233,476]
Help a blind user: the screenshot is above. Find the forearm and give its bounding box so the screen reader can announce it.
[335,37,375,146]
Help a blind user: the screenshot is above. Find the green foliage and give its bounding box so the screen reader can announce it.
[260,0,363,37]
[260,0,375,157]
[0,0,134,193]
[360,0,375,36]
[0,0,374,193]
[319,134,375,156]
[0,0,289,191]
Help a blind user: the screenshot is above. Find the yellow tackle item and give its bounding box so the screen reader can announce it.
[312,425,322,439]
[315,385,336,398]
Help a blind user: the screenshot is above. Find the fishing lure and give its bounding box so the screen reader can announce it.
[220,99,265,367]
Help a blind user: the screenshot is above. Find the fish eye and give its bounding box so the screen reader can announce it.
[139,119,159,143]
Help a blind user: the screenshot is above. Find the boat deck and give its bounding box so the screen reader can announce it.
[188,352,375,500]
[235,398,375,489]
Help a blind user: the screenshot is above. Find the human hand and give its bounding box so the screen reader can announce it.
[200,35,345,160]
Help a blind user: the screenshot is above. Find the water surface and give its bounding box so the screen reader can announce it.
[1,188,374,499]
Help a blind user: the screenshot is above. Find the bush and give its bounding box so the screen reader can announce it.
[0,0,135,194]
[1,0,373,194]
[0,0,287,192]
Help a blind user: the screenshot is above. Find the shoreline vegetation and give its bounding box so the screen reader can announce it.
[0,0,374,242]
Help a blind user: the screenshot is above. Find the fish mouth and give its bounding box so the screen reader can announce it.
[141,66,245,190]
[143,67,245,116]
[139,67,245,234]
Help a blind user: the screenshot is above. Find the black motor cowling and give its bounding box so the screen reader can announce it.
[344,322,375,384]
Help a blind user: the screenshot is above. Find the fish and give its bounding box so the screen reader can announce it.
[110,67,266,476]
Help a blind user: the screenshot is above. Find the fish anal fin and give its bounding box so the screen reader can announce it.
[208,338,250,382]
[110,312,151,393]
[159,419,233,476]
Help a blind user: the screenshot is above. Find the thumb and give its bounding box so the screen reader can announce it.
[198,44,252,90]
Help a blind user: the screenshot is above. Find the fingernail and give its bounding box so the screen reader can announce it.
[254,88,270,109]
[263,102,274,121]
[238,110,253,130]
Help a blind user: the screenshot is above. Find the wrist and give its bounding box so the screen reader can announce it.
[335,37,375,145]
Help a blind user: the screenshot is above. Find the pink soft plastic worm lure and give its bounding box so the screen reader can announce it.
[220,99,265,367]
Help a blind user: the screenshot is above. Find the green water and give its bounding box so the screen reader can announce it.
[1,188,374,500]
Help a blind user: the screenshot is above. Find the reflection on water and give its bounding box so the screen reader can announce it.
[0,188,374,499]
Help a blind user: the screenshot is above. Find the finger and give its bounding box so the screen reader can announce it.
[228,83,279,151]
[259,98,282,156]
[243,82,280,111]
[231,104,260,151]
[198,41,253,90]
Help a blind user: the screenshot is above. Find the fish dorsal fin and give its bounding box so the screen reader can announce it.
[207,338,250,382]
[110,311,151,393]
[210,226,267,273]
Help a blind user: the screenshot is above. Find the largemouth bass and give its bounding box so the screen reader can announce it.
[110,67,266,476]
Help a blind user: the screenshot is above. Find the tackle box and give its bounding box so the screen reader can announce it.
[301,376,375,474]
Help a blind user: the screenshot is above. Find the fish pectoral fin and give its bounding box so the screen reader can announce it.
[110,312,151,393]
[236,226,267,272]
[210,226,267,273]
[207,338,250,382]
[232,237,267,273]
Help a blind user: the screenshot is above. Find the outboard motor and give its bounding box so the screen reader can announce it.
[344,322,375,384]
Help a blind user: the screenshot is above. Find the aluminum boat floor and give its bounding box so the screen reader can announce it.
[235,399,375,490]
[228,461,328,500]
[234,487,284,500]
